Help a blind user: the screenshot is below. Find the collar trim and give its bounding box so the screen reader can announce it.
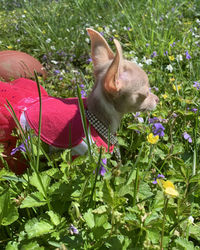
[85,109,121,161]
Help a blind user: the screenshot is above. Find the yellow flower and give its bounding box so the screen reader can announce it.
[169,55,175,61]
[42,30,46,34]
[172,84,181,91]
[97,27,103,32]
[7,45,13,49]
[158,180,179,198]
[162,93,168,99]
[185,99,192,104]
[147,133,159,144]
[170,77,175,82]
[114,34,119,38]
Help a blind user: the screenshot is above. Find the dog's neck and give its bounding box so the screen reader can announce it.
[87,82,123,134]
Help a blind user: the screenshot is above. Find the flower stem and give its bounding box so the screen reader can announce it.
[160,196,169,250]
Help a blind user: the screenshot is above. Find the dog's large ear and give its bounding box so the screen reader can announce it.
[86,28,114,66]
[103,39,124,94]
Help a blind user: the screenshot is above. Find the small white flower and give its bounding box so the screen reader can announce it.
[60,70,65,75]
[0,41,2,44]
[21,14,26,18]
[188,216,194,224]
[50,46,56,50]
[138,63,143,68]
[85,38,90,43]
[105,26,110,33]
[143,56,153,65]
[196,18,200,24]
[46,38,51,43]
[166,64,173,72]
[176,54,183,62]
[51,60,58,65]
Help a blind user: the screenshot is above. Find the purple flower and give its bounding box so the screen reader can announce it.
[69,224,79,235]
[170,42,176,47]
[87,58,92,63]
[183,132,192,143]
[151,51,157,58]
[135,130,140,134]
[195,42,200,47]
[153,86,159,91]
[185,51,191,60]
[11,138,29,155]
[164,51,168,56]
[149,117,161,124]
[152,174,165,184]
[146,43,150,47]
[191,108,198,113]
[99,158,107,176]
[54,69,60,75]
[193,81,200,90]
[133,112,144,123]
[42,54,47,61]
[81,90,86,97]
[79,84,87,97]
[152,123,165,137]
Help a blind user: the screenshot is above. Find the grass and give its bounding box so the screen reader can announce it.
[0,0,200,249]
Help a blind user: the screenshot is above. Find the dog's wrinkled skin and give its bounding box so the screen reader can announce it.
[87,29,159,133]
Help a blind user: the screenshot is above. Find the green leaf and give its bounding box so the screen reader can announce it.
[144,212,160,226]
[32,144,43,156]
[117,137,128,148]
[21,241,44,250]
[20,192,47,208]
[124,213,140,225]
[46,211,62,226]
[25,217,53,239]
[83,209,95,229]
[175,237,196,249]
[94,213,108,228]
[102,180,114,207]
[146,228,160,245]
[118,184,133,197]
[5,241,19,250]
[138,181,153,200]
[93,205,108,214]
[1,175,26,183]
[30,172,51,196]
[71,154,88,166]
[0,168,16,180]
[0,189,19,226]
[189,223,200,241]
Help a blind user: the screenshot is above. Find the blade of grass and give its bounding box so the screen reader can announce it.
[34,71,42,172]
[88,147,102,208]
[77,85,92,161]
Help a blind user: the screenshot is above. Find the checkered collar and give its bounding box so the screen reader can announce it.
[85,109,121,161]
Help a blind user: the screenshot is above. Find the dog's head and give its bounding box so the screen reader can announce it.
[87,28,159,114]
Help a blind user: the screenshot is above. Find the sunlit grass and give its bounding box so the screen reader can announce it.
[0,0,200,249]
